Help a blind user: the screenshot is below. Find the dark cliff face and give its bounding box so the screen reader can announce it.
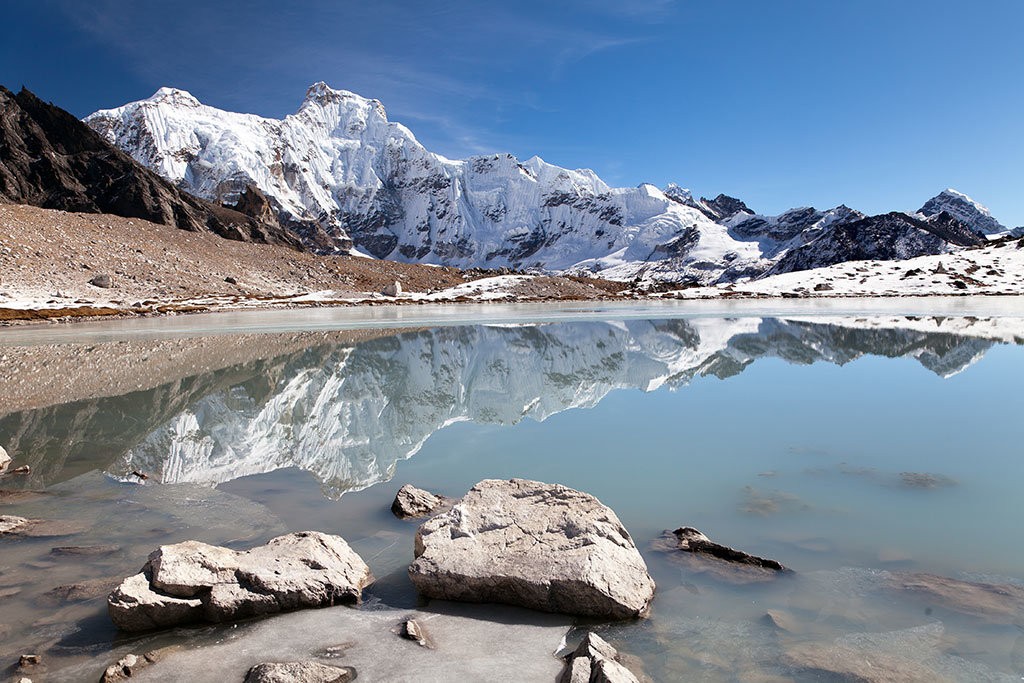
[0,86,303,249]
[767,211,985,276]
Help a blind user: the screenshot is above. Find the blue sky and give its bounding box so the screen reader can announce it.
[4,0,1023,225]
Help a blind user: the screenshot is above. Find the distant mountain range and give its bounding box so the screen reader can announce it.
[0,83,1016,285]
[83,83,1019,284]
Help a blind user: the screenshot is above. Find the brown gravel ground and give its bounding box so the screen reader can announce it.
[0,203,625,322]
[0,329,413,415]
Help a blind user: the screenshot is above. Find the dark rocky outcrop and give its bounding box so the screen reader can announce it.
[768,211,985,275]
[652,527,789,584]
[0,86,302,249]
[672,527,787,571]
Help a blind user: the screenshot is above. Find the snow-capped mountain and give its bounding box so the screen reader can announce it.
[917,188,1005,235]
[85,83,1005,283]
[86,84,755,283]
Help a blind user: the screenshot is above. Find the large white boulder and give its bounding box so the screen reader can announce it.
[109,531,373,632]
[408,479,655,619]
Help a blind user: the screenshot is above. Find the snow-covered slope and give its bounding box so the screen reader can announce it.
[85,84,1011,284]
[113,317,1002,495]
[674,236,1024,299]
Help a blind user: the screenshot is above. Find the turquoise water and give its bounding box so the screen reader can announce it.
[1,305,1022,680]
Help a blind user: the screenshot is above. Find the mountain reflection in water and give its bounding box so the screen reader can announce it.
[0,316,1014,495]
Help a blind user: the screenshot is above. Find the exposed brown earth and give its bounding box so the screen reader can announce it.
[0,329,413,415]
[0,204,624,322]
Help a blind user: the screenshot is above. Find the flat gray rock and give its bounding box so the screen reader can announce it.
[409,478,655,619]
[109,531,373,631]
[98,603,570,683]
[244,661,355,683]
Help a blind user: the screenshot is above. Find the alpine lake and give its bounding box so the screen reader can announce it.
[1,298,1023,682]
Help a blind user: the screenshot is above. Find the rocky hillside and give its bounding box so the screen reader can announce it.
[0,86,301,249]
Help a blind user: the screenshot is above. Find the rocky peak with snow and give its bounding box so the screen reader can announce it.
[918,189,1005,235]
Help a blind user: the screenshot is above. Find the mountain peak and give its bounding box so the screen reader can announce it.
[918,188,1003,235]
[147,87,200,107]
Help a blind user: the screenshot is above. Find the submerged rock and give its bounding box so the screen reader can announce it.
[887,572,1024,625]
[99,647,180,683]
[781,622,950,683]
[673,527,786,570]
[391,484,450,519]
[652,528,789,584]
[561,632,640,683]
[108,531,373,632]
[243,662,355,683]
[408,478,655,619]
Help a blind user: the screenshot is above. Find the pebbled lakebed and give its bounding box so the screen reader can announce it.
[1,300,1023,681]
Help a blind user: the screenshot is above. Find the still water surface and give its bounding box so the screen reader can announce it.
[1,302,1022,680]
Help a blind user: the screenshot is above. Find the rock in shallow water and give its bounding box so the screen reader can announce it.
[0,515,29,534]
[108,531,373,632]
[243,662,355,683]
[561,632,640,683]
[391,483,450,519]
[408,478,655,619]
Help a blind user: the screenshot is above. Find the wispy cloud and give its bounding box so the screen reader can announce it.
[50,0,677,159]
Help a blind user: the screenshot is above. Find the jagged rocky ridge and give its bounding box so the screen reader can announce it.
[85,84,1006,284]
[0,317,1003,494]
[0,87,302,249]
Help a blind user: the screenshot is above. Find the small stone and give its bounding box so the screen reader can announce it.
[8,465,30,475]
[243,661,355,683]
[89,274,114,288]
[19,654,41,668]
[0,446,9,471]
[391,484,448,519]
[224,276,238,284]
[100,653,141,682]
[0,515,29,534]
[399,618,430,647]
[382,281,402,297]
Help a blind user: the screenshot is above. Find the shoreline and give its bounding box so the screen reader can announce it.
[5,295,1024,346]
